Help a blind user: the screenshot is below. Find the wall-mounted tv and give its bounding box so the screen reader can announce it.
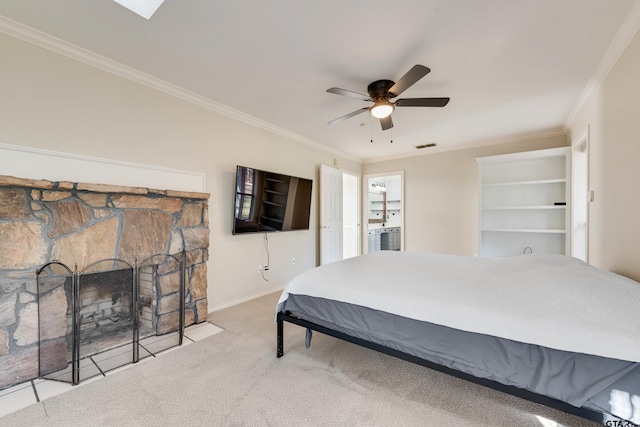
[232,166,313,234]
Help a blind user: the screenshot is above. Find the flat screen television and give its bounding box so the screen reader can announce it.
[232,166,313,234]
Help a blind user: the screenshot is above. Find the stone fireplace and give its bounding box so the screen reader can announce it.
[0,175,210,390]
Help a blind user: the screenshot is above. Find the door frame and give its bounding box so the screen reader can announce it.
[571,126,590,262]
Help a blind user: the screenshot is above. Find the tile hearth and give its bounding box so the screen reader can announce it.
[0,321,223,419]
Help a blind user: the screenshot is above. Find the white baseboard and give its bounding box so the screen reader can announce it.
[208,286,284,313]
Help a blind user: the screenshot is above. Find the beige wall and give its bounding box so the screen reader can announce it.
[3,19,639,311]
[567,26,640,281]
[363,134,568,256]
[0,33,361,310]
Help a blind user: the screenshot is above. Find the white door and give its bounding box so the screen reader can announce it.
[320,164,343,265]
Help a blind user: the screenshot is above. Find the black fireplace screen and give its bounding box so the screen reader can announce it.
[36,252,186,385]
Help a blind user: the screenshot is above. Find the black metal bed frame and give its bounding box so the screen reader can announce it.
[276,311,613,425]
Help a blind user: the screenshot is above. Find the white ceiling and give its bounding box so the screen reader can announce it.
[1,0,638,162]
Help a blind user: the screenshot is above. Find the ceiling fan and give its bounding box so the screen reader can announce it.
[326,64,449,131]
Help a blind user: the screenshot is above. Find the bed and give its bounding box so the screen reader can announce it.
[276,251,640,426]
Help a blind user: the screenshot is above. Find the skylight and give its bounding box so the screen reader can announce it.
[113,0,165,19]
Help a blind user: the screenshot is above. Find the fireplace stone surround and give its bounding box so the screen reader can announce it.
[0,174,210,390]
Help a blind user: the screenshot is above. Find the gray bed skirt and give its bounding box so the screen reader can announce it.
[280,293,640,424]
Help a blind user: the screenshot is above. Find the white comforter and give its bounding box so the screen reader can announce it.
[277,252,640,363]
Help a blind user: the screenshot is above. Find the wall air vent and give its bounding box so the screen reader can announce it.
[415,143,438,149]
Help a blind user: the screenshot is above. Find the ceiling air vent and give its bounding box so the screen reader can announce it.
[415,143,437,149]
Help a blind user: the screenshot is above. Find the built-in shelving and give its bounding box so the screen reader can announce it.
[476,147,570,257]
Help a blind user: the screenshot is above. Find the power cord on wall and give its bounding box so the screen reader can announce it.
[260,233,270,281]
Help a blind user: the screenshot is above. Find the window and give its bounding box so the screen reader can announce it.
[236,168,256,221]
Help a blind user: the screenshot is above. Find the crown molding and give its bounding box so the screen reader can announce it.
[0,15,362,164]
[564,0,640,129]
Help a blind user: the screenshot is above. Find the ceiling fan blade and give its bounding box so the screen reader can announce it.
[328,107,369,125]
[326,87,371,101]
[388,65,430,97]
[395,97,450,107]
[380,115,393,131]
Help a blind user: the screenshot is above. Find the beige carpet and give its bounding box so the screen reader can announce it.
[0,292,600,426]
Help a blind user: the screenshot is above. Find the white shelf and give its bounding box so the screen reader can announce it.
[482,178,566,187]
[481,228,566,234]
[482,205,566,210]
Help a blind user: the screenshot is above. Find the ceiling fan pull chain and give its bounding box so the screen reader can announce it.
[390,128,393,143]
[370,115,373,143]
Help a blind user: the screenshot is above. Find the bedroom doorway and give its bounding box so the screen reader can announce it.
[363,171,404,253]
[342,171,360,259]
[320,165,360,265]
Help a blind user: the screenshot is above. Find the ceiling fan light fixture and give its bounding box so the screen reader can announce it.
[370,99,394,119]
